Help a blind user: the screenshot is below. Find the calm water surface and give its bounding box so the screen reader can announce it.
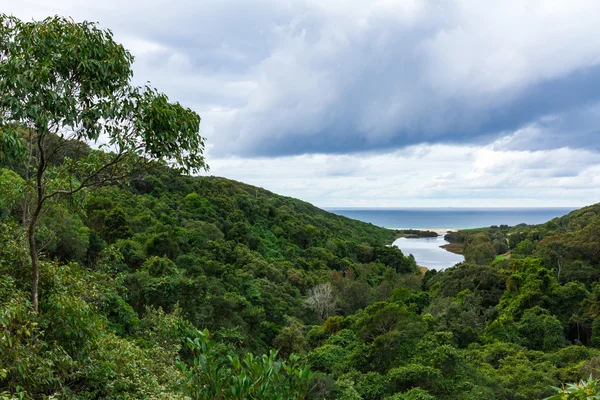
[393,236,464,271]
[328,208,575,229]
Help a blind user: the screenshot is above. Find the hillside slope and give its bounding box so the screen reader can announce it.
[3,161,600,399]
[444,204,600,269]
[0,161,421,398]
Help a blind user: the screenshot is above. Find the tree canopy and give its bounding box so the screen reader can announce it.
[0,14,207,311]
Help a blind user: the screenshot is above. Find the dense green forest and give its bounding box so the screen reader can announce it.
[0,154,419,398]
[3,149,600,398]
[2,13,600,400]
[444,204,600,272]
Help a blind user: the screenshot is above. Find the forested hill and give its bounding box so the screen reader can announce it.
[5,151,600,398]
[1,160,416,330]
[542,203,600,232]
[0,157,421,398]
[444,203,600,269]
[119,166,399,256]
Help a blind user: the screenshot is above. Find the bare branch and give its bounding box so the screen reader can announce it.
[306,282,338,322]
[42,152,126,202]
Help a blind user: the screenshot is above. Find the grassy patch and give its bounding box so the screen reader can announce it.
[440,243,464,255]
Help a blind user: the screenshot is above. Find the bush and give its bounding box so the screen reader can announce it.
[178,329,314,400]
[546,375,600,399]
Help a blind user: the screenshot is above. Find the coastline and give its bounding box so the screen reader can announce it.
[392,229,465,255]
[392,228,460,234]
[393,230,466,269]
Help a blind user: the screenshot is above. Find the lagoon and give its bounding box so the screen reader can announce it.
[332,207,578,271]
[393,235,464,271]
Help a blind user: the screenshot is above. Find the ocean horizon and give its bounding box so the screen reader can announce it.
[326,207,577,230]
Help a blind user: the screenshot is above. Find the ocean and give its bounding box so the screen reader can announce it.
[326,207,576,230]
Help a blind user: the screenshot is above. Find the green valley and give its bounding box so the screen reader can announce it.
[2,13,600,400]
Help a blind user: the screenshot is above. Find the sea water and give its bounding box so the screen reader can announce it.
[327,207,576,270]
[326,207,576,230]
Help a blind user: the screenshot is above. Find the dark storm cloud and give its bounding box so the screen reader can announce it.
[5,0,600,207]
[6,0,600,157]
[202,1,600,157]
[215,65,600,156]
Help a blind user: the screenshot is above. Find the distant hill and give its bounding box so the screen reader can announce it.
[445,204,600,268]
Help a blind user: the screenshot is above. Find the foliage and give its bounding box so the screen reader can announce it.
[546,375,600,399]
[178,329,313,399]
[2,34,600,396]
[0,13,207,311]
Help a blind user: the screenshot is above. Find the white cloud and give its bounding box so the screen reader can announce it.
[3,0,600,206]
[5,0,600,156]
[423,0,600,96]
[203,137,600,207]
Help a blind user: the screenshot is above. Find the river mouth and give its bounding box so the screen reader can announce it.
[393,235,464,271]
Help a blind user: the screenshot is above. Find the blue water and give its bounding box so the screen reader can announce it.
[393,236,464,270]
[326,208,576,229]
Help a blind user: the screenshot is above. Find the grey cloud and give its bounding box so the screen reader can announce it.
[492,100,600,153]
[4,0,600,158]
[204,1,600,156]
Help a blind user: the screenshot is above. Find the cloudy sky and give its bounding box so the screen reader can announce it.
[4,0,600,207]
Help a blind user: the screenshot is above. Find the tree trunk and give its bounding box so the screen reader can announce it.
[28,198,43,312]
[22,129,33,230]
[27,199,43,313]
[28,224,39,312]
[28,192,44,312]
[28,132,46,313]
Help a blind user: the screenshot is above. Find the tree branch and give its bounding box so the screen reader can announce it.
[42,152,126,202]
[38,192,87,254]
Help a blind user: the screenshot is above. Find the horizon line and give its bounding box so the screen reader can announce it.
[322,206,581,210]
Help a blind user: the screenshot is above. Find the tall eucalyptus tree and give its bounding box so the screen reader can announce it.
[0,15,207,311]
